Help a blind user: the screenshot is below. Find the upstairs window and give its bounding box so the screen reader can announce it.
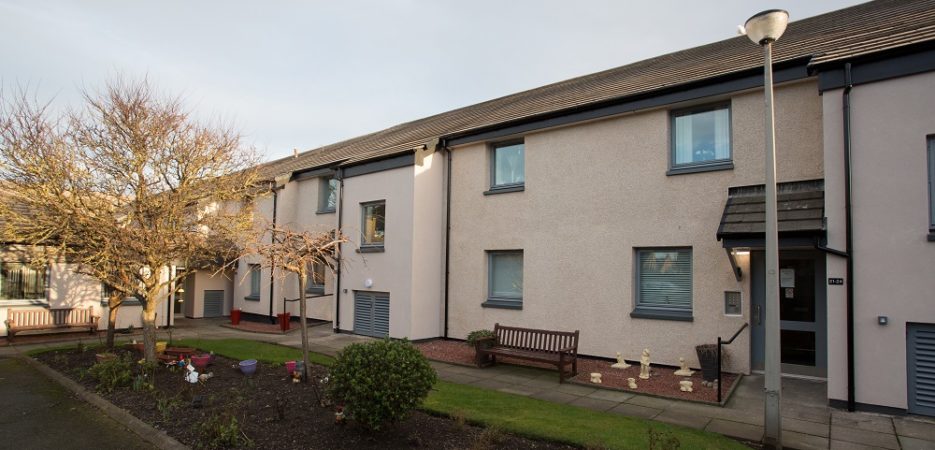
[318,178,338,213]
[0,262,48,302]
[361,201,385,249]
[247,264,261,300]
[489,140,525,192]
[670,104,732,174]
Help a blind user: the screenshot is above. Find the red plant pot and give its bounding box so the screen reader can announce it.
[230,309,242,325]
[277,312,291,331]
[190,354,210,371]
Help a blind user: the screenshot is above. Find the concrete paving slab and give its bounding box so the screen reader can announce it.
[832,410,896,434]
[783,405,832,425]
[829,439,888,449]
[608,403,662,420]
[830,425,899,449]
[439,372,483,385]
[783,430,830,450]
[471,378,515,391]
[517,377,562,390]
[554,383,597,396]
[530,390,579,404]
[784,416,831,437]
[586,389,634,403]
[705,419,764,442]
[626,394,674,410]
[498,385,541,397]
[495,373,540,385]
[893,417,935,441]
[567,396,618,412]
[898,436,935,450]
[652,410,711,430]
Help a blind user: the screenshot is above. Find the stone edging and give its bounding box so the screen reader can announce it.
[18,354,189,450]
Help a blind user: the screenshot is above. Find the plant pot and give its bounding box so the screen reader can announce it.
[277,312,291,332]
[95,353,117,363]
[474,339,495,367]
[230,309,242,325]
[191,354,211,371]
[239,359,258,376]
[155,341,168,354]
[285,360,296,374]
[695,344,719,382]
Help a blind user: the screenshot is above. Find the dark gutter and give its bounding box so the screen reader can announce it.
[333,168,344,334]
[816,42,935,93]
[445,57,812,147]
[443,143,452,338]
[843,63,856,412]
[341,152,414,178]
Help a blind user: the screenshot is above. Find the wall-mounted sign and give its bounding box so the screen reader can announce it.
[828,278,844,285]
[780,268,795,288]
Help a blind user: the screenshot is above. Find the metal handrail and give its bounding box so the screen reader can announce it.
[717,322,749,403]
[283,293,332,302]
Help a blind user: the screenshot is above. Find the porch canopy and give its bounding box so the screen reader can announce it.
[717,179,825,249]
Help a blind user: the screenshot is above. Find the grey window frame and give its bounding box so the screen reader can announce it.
[0,261,49,304]
[360,200,386,251]
[631,247,693,321]
[928,135,934,240]
[317,178,338,214]
[483,250,523,310]
[668,102,734,175]
[486,139,525,194]
[306,261,326,295]
[246,264,261,301]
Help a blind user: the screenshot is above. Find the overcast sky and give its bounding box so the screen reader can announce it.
[2,0,864,162]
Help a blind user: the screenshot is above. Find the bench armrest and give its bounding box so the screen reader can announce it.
[557,345,577,353]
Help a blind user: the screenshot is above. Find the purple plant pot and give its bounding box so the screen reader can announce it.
[239,359,258,376]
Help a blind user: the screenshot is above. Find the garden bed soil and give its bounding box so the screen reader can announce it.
[35,346,575,450]
[415,339,738,404]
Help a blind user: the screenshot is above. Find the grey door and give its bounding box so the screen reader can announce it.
[751,250,827,377]
[908,323,935,416]
[353,291,389,338]
[203,290,224,318]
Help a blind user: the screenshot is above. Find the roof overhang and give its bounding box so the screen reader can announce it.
[717,179,826,249]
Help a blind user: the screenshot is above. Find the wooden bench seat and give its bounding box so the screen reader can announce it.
[476,323,580,383]
[4,307,99,342]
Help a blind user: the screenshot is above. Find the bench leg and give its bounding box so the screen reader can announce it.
[559,354,565,384]
[572,358,578,377]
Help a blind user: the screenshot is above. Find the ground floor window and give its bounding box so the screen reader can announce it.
[0,262,48,301]
[632,248,692,320]
[483,250,523,309]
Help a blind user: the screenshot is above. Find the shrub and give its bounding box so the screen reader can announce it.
[88,353,133,393]
[465,329,496,347]
[328,339,437,431]
[195,414,252,449]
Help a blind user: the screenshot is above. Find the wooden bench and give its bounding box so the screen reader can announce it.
[475,323,580,383]
[4,307,99,342]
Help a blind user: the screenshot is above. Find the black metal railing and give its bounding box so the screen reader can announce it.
[717,322,749,403]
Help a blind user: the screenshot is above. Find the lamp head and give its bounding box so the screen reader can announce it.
[744,9,789,45]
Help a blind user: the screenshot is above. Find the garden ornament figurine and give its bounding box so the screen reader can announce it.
[679,380,694,392]
[184,361,199,384]
[610,352,630,369]
[674,357,694,377]
[639,348,651,379]
[627,377,638,389]
[590,372,602,384]
[198,372,214,384]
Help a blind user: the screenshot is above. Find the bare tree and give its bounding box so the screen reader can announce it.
[249,223,346,381]
[0,80,260,362]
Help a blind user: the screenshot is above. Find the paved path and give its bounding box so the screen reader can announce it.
[0,356,153,450]
[8,318,935,449]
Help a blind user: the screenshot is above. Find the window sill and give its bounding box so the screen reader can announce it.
[484,185,525,195]
[667,161,733,176]
[928,232,935,242]
[316,209,336,215]
[305,288,325,296]
[101,299,142,307]
[630,308,693,322]
[357,246,385,253]
[244,295,261,302]
[482,299,523,310]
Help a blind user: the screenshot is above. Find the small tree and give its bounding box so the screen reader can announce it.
[249,223,346,381]
[0,80,259,362]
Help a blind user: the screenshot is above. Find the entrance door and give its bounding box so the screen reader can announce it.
[353,291,389,338]
[751,250,827,377]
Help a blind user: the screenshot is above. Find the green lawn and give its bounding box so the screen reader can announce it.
[32,338,746,449]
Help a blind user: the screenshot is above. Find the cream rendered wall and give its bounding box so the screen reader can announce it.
[823,71,935,410]
[185,270,234,318]
[448,80,823,372]
[338,165,415,338]
[233,193,274,318]
[410,151,446,339]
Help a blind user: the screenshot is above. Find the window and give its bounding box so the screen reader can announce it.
[318,178,338,213]
[670,104,732,174]
[928,136,934,236]
[247,264,261,300]
[488,140,525,192]
[0,262,48,302]
[632,248,692,320]
[483,250,523,309]
[306,261,326,294]
[361,201,385,250]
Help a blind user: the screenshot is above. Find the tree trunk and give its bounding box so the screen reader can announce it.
[298,274,310,383]
[142,302,158,363]
[105,300,120,349]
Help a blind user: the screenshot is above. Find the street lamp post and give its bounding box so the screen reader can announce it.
[743,9,789,450]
